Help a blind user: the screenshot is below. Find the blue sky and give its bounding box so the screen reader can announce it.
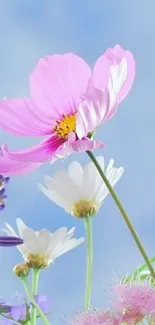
[0,0,155,323]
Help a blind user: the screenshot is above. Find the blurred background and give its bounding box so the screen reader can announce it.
[0,0,155,324]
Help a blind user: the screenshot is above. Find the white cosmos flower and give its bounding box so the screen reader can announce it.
[3,218,84,268]
[38,156,124,218]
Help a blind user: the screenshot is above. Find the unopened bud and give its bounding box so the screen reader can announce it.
[14,263,30,278]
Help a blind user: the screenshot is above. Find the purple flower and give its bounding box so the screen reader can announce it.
[0,175,10,188]
[0,175,10,211]
[34,295,52,314]
[0,236,23,247]
[0,294,52,324]
[0,300,27,323]
[9,304,27,321]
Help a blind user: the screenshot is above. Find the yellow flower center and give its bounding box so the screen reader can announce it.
[71,199,100,219]
[26,253,50,269]
[54,113,76,139]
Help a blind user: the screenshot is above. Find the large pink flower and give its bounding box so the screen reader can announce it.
[0,45,135,175]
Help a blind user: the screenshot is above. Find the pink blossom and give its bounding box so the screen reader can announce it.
[70,310,121,325]
[0,147,40,176]
[0,45,135,175]
[114,282,155,323]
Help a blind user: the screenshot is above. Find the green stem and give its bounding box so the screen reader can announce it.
[21,277,51,325]
[31,269,40,325]
[87,150,155,280]
[84,217,93,309]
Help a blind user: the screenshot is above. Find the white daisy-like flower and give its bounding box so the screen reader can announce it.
[38,156,124,219]
[3,218,84,268]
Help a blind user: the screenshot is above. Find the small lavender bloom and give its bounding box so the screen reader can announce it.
[0,301,26,324]
[9,304,27,321]
[0,295,51,324]
[34,295,52,314]
[0,188,7,209]
[4,177,10,184]
[0,236,23,246]
[0,175,10,211]
[0,175,10,187]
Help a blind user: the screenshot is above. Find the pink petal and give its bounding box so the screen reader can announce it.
[0,149,40,175]
[0,98,52,136]
[70,138,104,152]
[30,53,91,118]
[76,85,110,139]
[54,137,104,159]
[93,44,135,104]
[1,136,64,163]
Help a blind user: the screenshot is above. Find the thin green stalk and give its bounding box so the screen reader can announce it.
[21,277,51,325]
[31,269,40,325]
[84,217,93,309]
[87,150,155,280]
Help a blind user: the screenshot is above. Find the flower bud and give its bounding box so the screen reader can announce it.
[14,263,30,278]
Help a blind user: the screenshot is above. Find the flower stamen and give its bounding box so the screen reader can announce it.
[53,113,76,139]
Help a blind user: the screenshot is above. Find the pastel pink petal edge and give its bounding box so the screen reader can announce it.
[30,53,92,118]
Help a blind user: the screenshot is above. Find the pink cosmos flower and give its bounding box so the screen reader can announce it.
[114,282,155,324]
[0,45,135,175]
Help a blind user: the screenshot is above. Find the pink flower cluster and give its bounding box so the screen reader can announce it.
[0,45,135,175]
[71,281,155,325]
[114,281,155,323]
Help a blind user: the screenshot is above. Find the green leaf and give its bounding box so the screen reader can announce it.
[121,256,155,283]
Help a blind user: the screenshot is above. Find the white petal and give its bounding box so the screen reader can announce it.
[48,227,67,253]
[66,227,76,239]
[53,171,82,201]
[96,167,124,202]
[68,161,84,186]
[22,228,39,254]
[16,218,27,238]
[109,167,124,187]
[55,237,84,258]
[96,156,105,171]
[4,223,17,237]
[44,176,58,189]
[109,58,127,94]
[82,156,105,199]
[40,172,82,206]
[37,229,51,253]
[38,184,69,210]
[106,159,114,174]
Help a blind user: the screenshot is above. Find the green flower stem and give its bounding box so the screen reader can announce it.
[31,269,41,325]
[84,216,93,309]
[87,150,155,280]
[21,277,51,325]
